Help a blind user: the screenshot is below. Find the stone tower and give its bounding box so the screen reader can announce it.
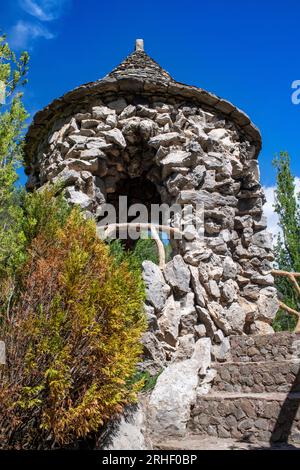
[24,41,278,361]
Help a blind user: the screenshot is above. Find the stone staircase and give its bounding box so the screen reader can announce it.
[158,332,300,449]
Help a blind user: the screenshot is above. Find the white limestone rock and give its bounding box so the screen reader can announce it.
[148,132,184,148]
[164,255,191,296]
[92,105,115,119]
[189,266,207,307]
[142,331,166,367]
[194,324,207,338]
[106,113,118,127]
[119,105,136,119]
[68,134,87,145]
[207,279,221,299]
[101,129,127,148]
[142,261,170,312]
[221,279,238,303]
[223,302,246,334]
[65,187,93,210]
[256,287,279,323]
[172,334,195,362]
[80,148,104,159]
[148,338,211,437]
[211,337,231,362]
[177,190,237,209]
[143,304,159,332]
[251,231,273,250]
[160,150,193,178]
[53,168,81,186]
[223,256,238,280]
[139,119,156,140]
[249,320,275,335]
[104,406,147,450]
[196,306,217,339]
[158,296,181,347]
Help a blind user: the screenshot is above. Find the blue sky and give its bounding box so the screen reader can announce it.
[1,0,300,190]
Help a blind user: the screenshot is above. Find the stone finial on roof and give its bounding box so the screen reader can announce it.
[135,39,144,51]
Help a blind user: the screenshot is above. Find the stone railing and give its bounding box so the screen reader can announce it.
[100,222,184,269]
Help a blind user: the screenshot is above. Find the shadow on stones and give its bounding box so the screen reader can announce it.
[270,365,300,448]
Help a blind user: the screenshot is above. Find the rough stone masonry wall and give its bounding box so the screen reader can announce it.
[189,393,300,443]
[26,93,278,368]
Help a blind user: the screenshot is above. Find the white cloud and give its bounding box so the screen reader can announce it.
[263,177,300,241]
[19,0,69,22]
[10,20,54,49]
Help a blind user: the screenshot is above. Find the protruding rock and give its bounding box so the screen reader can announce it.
[142,261,170,312]
[149,132,184,148]
[65,187,93,210]
[158,296,181,346]
[249,320,275,335]
[101,128,127,148]
[223,256,238,280]
[164,255,191,297]
[190,266,207,307]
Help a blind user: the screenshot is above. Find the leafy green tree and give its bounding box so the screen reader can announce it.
[0,34,29,277]
[272,152,300,331]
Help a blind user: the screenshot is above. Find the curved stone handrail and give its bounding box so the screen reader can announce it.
[100,222,184,269]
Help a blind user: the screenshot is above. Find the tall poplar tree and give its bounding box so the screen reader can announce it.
[272,152,300,331]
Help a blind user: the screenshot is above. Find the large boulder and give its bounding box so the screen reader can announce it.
[147,338,211,438]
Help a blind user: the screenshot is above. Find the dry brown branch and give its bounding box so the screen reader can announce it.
[278,301,300,333]
[272,270,300,333]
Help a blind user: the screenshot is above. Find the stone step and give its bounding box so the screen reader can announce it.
[189,392,300,444]
[211,360,300,393]
[229,332,300,363]
[154,434,300,450]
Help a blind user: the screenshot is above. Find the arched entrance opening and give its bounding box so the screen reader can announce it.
[105,174,163,250]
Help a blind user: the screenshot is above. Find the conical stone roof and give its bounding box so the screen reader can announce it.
[24,40,262,170]
[107,48,173,84]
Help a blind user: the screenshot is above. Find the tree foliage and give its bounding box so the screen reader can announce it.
[272,152,300,331]
[108,235,173,269]
[0,190,146,449]
[0,34,29,278]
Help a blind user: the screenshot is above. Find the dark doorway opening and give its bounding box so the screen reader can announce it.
[106,174,162,250]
